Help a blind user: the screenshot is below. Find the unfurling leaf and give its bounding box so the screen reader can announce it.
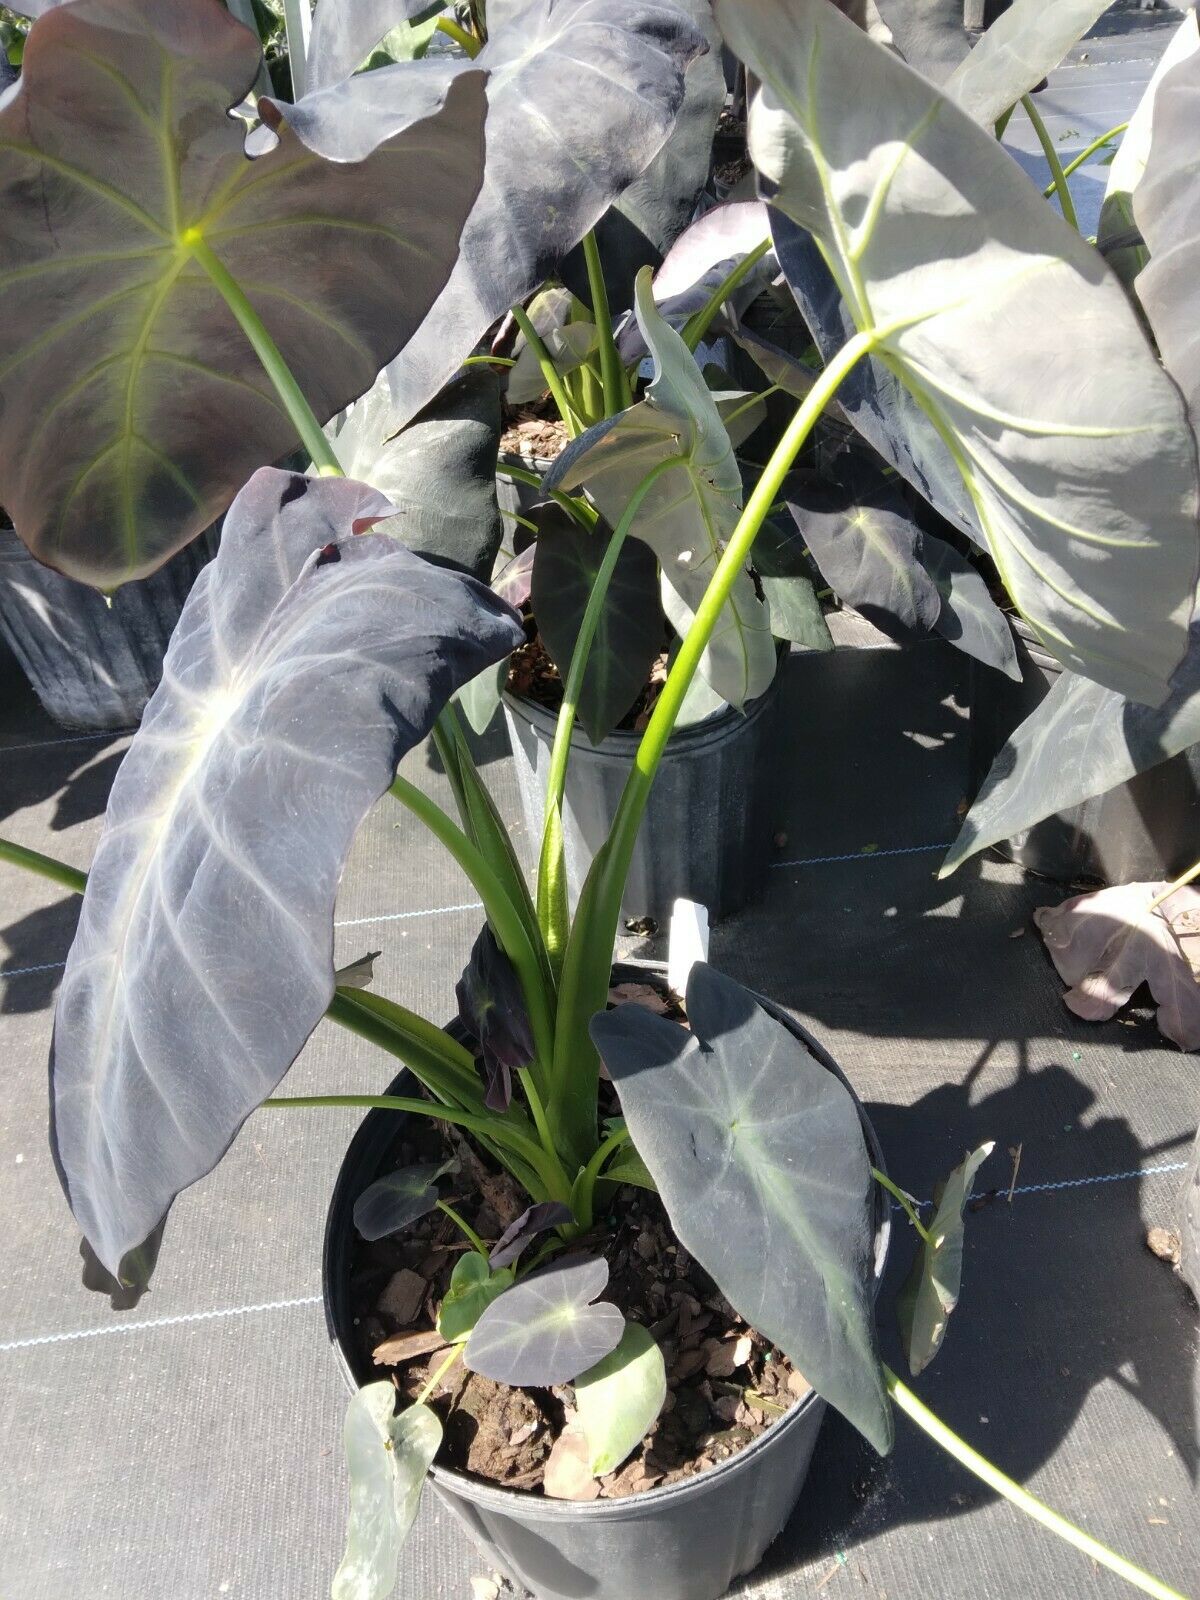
[333,1385,441,1600]
[456,925,536,1112]
[489,1202,574,1270]
[545,270,775,709]
[0,0,487,585]
[437,1253,515,1343]
[574,1322,667,1476]
[49,469,524,1281]
[464,1256,625,1387]
[334,951,383,991]
[353,1160,456,1243]
[897,1143,993,1376]
[591,963,893,1454]
[1034,883,1200,1051]
[720,0,1200,705]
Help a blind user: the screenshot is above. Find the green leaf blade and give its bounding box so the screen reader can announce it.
[897,1143,993,1376]
[333,1386,441,1600]
[575,1322,667,1476]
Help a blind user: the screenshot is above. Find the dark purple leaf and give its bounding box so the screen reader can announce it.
[49,468,524,1281]
[456,925,536,1112]
[0,0,487,585]
[489,1202,574,1269]
[464,1256,625,1386]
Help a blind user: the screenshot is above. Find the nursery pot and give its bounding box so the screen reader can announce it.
[503,666,783,925]
[0,524,217,731]
[968,620,1200,883]
[324,963,891,1600]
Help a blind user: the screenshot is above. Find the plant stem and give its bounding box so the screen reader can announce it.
[511,304,584,437]
[497,463,599,532]
[516,1066,558,1164]
[541,453,685,824]
[994,104,1016,140]
[871,1167,932,1245]
[682,238,772,352]
[722,385,783,429]
[571,1124,630,1228]
[1021,96,1079,231]
[417,1344,463,1403]
[582,230,631,415]
[436,15,481,56]
[1146,858,1200,913]
[1044,120,1129,194]
[183,233,343,475]
[436,1199,488,1256]
[884,1367,1190,1600]
[0,836,87,895]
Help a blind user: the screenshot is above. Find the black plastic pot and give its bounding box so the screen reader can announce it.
[968,620,1200,883]
[0,525,217,731]
[503,664,783,925]
[324,964,891,1600]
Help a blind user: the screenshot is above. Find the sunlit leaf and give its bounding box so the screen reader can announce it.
[545,271,775,710]
[353,1159,456,1242]
[333,1386,441,1600]
[308,0,445,91]
[719,0,1200,706]
[942,0,1110,127]
[897,1143,993,1375]
[0,0,487,584]
[437,1252,515,1342]
[575,1322,667,1476]
[872,0,968,86]
[464,1255,625,1387]
[507,288,599,406]
[531,505,664,745]
[591,963,893,1454]
[455,659,508,737]
[760,573,833,651]
[334,951,382,990]
[50,469,523,1279]
[387,0,707,425]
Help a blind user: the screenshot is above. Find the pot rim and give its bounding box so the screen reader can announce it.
[323,963,891,1521]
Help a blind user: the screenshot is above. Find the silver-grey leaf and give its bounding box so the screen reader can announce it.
[464,1256,626,1387]
[896,1143,993,1375]
[922,536,1020,679]
[308,0,444,91]
[721,0,1200,706]
[333,1386,441,1600]
[942,0,1110,127]
[50,468,524,1279]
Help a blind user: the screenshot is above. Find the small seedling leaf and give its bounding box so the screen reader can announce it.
[464,1256,625,1387]
[897,1143,994,1376]
[332,1385,441,1600]
[353,1160,455,1243]
[575,1322,667,1476]
[437,1253,514,1344]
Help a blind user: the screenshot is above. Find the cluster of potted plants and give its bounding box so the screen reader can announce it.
[0,0,1197,1597]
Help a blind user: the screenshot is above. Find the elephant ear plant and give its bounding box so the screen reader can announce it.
[0,4,1194,1600]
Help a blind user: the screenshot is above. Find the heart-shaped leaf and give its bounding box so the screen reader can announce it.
[456,924,535,1112]
[0,0,487,585]
[354,1159,456,1242]
[785,470,941,637]
[464,1256,625,1387]
[591,962,893,1454]
[760,573,833,652]
[721,0,1200,704]
[386,0,708,426]
[897,1143,993,1376]
[531,505,665,745]
[437,1252,515,1342]
[942,0,1111,127]
[1034,883,1200,1050]
[1134,23,1200,431]
[922,535,1019,679]
[942,619,1200,875]
[49,468,524,1281]
[328,368,504,581]
[545,271,775,709]
[489,1201,574,1270]
[333,1385,441,1600]
[308,0,444,92]
[575,1321,667,1476]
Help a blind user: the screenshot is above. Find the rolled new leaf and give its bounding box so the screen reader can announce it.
[897,1143,993,1376]
[50,468,524,1283]
[591,963,893,1455]
[0,0,488,586]
[718,0,1200,706]
[456,925,536,1112]
[488,1201,574,1270]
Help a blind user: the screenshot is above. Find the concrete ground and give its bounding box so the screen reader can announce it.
[2,7,1198,1598]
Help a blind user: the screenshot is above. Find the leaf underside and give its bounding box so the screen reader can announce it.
[49,468,523,1279]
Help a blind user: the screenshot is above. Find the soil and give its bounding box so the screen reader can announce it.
[344,984,812,1503]
[712,110,752,191]
[499,406,571,467]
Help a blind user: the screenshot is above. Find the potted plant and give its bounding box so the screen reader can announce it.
[0,4,1195,1600]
